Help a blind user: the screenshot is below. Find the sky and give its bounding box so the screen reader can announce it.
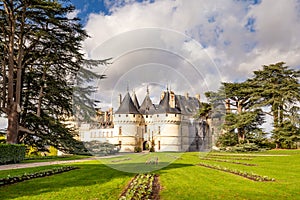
[68,0,300,118]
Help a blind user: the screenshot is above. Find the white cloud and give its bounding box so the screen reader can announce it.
[66,9,80,19]
[81,0,300,112]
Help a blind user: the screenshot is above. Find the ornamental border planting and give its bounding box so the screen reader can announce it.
[201,158,257,166]
[119,173,160,200]
[197,163,275,182]
[0,166,79,187]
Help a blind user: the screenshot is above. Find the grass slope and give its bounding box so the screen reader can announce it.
[0,150,299,200]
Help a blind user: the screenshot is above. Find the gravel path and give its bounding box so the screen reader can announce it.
[0,154,124,171]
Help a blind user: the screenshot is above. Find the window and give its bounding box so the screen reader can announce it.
[157,114,159,117]
[126,114,128,117]
[166,114,168,117]
[118,141,122,148]
[175,114,177,117]
[145,125,147,133]
[158,141,161,150]
[118,114,121,117]
[133,114,135,117]
[119,127,122,135]
[158,126,161,135]
[146,115,148,118]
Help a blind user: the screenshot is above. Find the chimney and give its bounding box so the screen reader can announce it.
[195,94,200,102]
[185,92,189,99]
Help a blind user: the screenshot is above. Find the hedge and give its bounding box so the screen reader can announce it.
[0,144,26,165]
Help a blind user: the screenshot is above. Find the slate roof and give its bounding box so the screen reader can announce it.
[175,95,200,115]
[131,92,140,110]
[115,92,140,114]
[115,90,201,116]
[155,91,181,114]
[139,93,156,115]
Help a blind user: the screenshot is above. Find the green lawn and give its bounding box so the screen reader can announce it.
[22,155,92,163]
[1,150,300,200]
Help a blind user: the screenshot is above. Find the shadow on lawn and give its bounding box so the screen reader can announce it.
[0,162,193,199]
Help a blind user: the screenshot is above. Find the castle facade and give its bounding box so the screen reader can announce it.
[79,89,213,152]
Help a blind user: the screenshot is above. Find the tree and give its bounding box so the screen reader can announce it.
[0,0,105,152]
[222,82,265,143]
[249,62,300,148]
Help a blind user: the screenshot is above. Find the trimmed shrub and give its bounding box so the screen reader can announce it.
[0,144,26,165]
[134,146,142,153]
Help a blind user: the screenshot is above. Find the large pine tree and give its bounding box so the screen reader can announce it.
[0,0,100,152]
[249,62,300,148]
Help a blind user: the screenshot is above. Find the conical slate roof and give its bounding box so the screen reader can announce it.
[115,92,140,114]
[139,93,156,115]
[155,91,181,114]
[131,91,140,110]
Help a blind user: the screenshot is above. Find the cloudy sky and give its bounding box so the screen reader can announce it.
[69,0,300,111]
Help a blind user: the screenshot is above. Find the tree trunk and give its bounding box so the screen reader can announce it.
[6,103,19,144]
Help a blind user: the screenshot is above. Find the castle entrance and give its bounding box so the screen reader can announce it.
[143,141,150,151]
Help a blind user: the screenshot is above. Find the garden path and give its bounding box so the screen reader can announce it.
[0,154,123,171]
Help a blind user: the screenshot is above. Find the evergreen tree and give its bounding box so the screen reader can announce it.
[248,62,300,148]
[0,0,106,152]
[222,82,265,143]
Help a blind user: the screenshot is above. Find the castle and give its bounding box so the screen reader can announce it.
[79,88,214,152]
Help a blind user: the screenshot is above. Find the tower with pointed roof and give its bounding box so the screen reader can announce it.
[113,92,143,152]
[111,87,211,152]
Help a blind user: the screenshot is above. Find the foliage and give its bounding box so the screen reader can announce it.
[198,162,275,181]
[0,166,78,187]
[0,0,109,153]
[0,144,26,164]
[248,62,300,148]
[119,174,157,200]
[212,62,299,149]
[219,143,261,152]
[83,141,119,156]
[134,146,142,153]
[149,139,155,152]
[216,131,238,147]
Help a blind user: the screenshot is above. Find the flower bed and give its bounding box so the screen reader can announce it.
[201,158,257,166]
[119,173,160,200]
[207,155,253,160]
[0,166,79,187]
[198,163,275,182]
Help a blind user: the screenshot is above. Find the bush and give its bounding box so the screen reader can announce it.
[134,146,142,153]
[219,143,261,152]
[0,144,26,165]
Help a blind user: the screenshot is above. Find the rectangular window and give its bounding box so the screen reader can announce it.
[126,114,128,117]
[145,125,147,133]
[158,126,161,135]
[146,115,148,118]
[166,114,168,117]
[119,127,122,135]
[119,141,122,148]
[133,114,135,117]
[175,114,177,117]
[157,114,159,117]
[158,141,161,150]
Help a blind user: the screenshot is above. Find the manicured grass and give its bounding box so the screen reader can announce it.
[22,155,92,163]
[1,150,300,199]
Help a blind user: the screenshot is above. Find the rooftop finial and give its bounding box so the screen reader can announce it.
[146,85,149,95]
